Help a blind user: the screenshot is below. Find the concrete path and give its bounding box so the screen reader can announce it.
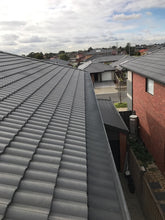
[94,81,115,88]
[119,173,146,220]
[94,83,127,103]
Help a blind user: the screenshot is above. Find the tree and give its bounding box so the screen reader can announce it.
[112,45,117,49]
[58,50,65,54]
[59,53,69,61]
[125,43,135,56]
[88,47,93,52]
[35,52,44,59]
[27,52,44,59]
[125,43,131,55]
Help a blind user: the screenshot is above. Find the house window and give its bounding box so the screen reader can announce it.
[146,78,154,95]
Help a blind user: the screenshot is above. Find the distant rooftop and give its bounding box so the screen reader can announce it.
[111,55,135,71]
[85,48,114,56]
[49,58,69,66]
[92,55,125,63]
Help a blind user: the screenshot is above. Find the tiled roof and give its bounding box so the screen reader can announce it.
[97,99,129,133]
[92,55,125,63]
[121,48,165,84]
[110,55,135,71]
[0,51,130,220]
[78,61,115,73]
[49,58,69,66]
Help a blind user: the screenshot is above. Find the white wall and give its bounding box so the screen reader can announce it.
[127,71,133,110]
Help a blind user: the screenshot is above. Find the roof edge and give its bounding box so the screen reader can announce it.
[85,73,131,220]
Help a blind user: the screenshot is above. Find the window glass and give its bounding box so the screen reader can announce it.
[146,78,154,95]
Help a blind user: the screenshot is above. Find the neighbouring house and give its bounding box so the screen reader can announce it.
[111,55,135,84]
[122,49,165,172]
[76,53,86,64]
[78,61,115,83]
[85,48,115,56]
[111,55,134,71]
[98,99,129,172]
[138,49,148,56]
[0,51,130,220]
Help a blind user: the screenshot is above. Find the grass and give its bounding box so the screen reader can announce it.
[114,102,127,108]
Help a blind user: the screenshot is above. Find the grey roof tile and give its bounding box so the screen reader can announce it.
[25,169,57,183]
[0,162,25,175]
[78,60,115,73]
[20,179,54,194]
[0,51,130,220]
[57,177,87,192]
[5,204,48,220]
[121,48,165,84]
[50,199,87,219]
[92,55,125,63]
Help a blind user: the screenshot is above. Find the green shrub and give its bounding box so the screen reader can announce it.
[114,102,127,108]
[129,137,153,167]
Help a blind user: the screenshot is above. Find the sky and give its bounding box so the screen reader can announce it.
[0,0,165,55]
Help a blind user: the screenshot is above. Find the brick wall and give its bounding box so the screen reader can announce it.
[133,73,165,172]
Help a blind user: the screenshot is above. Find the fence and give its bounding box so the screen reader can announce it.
[129,149,165,220]
[119,110,132,128]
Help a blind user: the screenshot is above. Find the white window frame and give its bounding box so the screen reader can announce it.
[146,78,154,95]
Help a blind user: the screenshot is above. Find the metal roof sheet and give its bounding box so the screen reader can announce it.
[0,51,130,220]
[97,99,129,133]
[121,48,165,84]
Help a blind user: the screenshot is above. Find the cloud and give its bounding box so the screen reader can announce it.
[113,13,141,21]
[146,11,152,15]
[1,34,19,41]
[124,0,165,11]
[0,21,26,32]
[20,36,47,44]
[0,0,165,54]
[0,21,26,26]
[0,34,19,46]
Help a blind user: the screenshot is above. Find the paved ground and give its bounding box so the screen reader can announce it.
[94,81,127,103]
[119,173,146,220]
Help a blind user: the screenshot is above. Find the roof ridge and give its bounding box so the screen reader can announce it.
[0,51,76,70]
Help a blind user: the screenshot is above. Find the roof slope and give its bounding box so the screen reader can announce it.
[49,58,69,66]
[97,99,128,133]
[92,55,125,63]
[111,55,135,71]
[0,51,130,220]
[121,48,165,84]
[78,61,114,73]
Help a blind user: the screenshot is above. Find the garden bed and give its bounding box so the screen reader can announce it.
[128,137,165,219]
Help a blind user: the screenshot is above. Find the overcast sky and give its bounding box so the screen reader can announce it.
[0,0,165,54]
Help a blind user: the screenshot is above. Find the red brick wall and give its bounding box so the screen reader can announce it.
[133,73,165,171]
